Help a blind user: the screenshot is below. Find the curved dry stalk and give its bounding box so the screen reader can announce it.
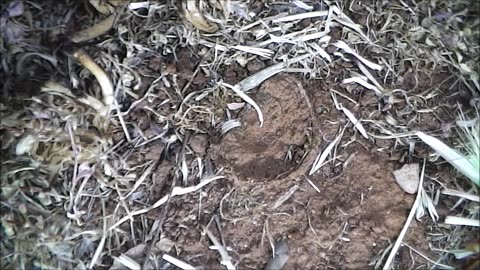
[73,49,114,109]
[70,15,115,43]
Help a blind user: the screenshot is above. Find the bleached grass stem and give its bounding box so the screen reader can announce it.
[383,161,426,270]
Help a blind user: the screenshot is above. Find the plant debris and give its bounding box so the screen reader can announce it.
[1,0,479,269]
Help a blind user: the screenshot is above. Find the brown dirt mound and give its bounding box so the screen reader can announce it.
[167,74,431,268]
[211,75,310,180]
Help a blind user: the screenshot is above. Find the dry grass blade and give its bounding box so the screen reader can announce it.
[342,77,382,96]
[89,0,119,14]
[292,0,313,10]
[305,176,321,193]
[309,43,332,63]
[441,188,480,202]
[383,161,426,270]
[416,187,439,222]
[339,107,369,139]
[272,10,329,23]
[356,62,386,94]
[416,132,479,186]
[234,63,286,92]
[444,216,480,227]
[331,92,369,139]
[203,226,235,270]
[162,254,196,270]
[309,129,344,175]
[333,41,382,71]
[330,5,370,42]
[222,83,264,127]
[233,45,274,58]
[273,185,299,209]
[220,120,241,135]
[112,254,141,270]
[171,175,224,196]
[235,53,318,92]
[125,161,155,198]
[89,201,108,269]
[401,242,455,270]
[109,175,225,230]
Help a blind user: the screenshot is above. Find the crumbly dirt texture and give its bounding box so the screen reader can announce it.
[169,74,431,268]
[211,75,310,180]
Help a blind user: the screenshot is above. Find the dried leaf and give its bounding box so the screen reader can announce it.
[273,185,299,209]
[16,134,37,156]
[5,1,24,17]
[183,1,218,33]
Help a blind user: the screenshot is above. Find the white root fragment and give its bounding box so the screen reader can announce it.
[73,49,114,108]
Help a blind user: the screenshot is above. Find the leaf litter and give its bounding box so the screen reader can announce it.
[1,0,479,269]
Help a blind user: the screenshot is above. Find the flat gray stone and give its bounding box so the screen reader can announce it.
[393,163,420,194]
